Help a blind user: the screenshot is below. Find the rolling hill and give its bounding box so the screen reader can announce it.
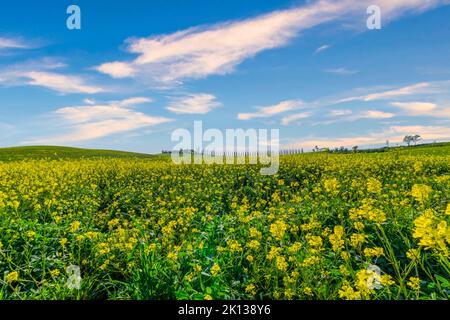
[0,146,156,161]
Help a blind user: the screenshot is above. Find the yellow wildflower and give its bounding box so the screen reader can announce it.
[50,269,60,277]
[59,238,68,247]
[367,177,382,194]
[407,277,421,291]
[5,271,19,284]
[324,178,340,195]
[339,283,361,300]
[70,221,81,233]
[276,256,288,271]
[211,264,221,277]
[411,184,432,203]
[270,220,288,241]
[245,284,257,296]
[363,247,384,258]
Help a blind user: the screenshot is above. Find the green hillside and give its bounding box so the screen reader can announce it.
[0,146,156,161]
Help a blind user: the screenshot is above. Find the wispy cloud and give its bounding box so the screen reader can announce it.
[286,124,450,150]
[238,99,303,121]
[25,71,105,94]
[96,0,447,85]
[324,67,359,75]
[350,110,395,120]
[96,61,136,78]
[329,109,353,117]
[27,98,172,144]
[338,82,433,103]
[0,59,107,94]
[166,93,221,114]
[315,44,331,53]
[391,101,450,118]
[390,101,437,114]
[281,112,312,125]
[313,109,394,125]
[0,36,33,50]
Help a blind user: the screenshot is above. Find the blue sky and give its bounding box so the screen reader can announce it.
[1,0,450,153]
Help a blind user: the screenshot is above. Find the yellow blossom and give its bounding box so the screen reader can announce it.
[50,269,60,277]
[411,184,432,203]
[5,271,19,284]
[367,177,382,194]
[211,264,221,277]
[59,238,68,247]
[270,220,288,241]
[276,256,288,271]
[363,247,384,258]
[324,178,340,195]
[70,221,81,233]
[245,284,257,296]
[407,277,421,291]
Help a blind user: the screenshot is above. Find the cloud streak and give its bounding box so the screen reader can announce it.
[324,67,359,75]
[27,98,172,144]
[286,125,450,150]
[96,0,449,85]
[0,59,107,94]
[166,93,221,114]
[0,36,33,50]
[315,44,331,53]
[25,71,105,94]
[238,100,303,121]
[281,112,312,125]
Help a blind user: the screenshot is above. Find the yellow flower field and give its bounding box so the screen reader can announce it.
[0,146,449,300]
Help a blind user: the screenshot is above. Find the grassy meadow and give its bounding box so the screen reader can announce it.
[0,144,449,300]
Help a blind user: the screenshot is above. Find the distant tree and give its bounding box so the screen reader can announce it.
[403,135,413,147]
[412,135,422,146]
[404,135,421,147]
[352,146,358,153]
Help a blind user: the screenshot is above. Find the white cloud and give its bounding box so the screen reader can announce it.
[329,109,353,116]
[96,0,448,84]
[339,82,432,103]
[166,93,221,114]
[286,124,450,150]
[390,101,450,119]
[116,97,153,107]
[315,44,331,53]
[281,112,312,125]
[324,67,359,75]
[96,61,136,78]
[390,101,437,113]
[321,110,395,124]
[238,99,303,120]
[0,59,106,94]
[28,98,172,144]
[388,125,450,140]
[0,36,32,49]
[83,98,96,105]
[353,110,395,120]
[25,71,105,94]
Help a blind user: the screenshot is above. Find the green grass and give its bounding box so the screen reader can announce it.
[2,142,449,162]
[0,146,157,161]
[392,142,450,156]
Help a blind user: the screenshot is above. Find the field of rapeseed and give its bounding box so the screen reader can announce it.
[0,145,449,300]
